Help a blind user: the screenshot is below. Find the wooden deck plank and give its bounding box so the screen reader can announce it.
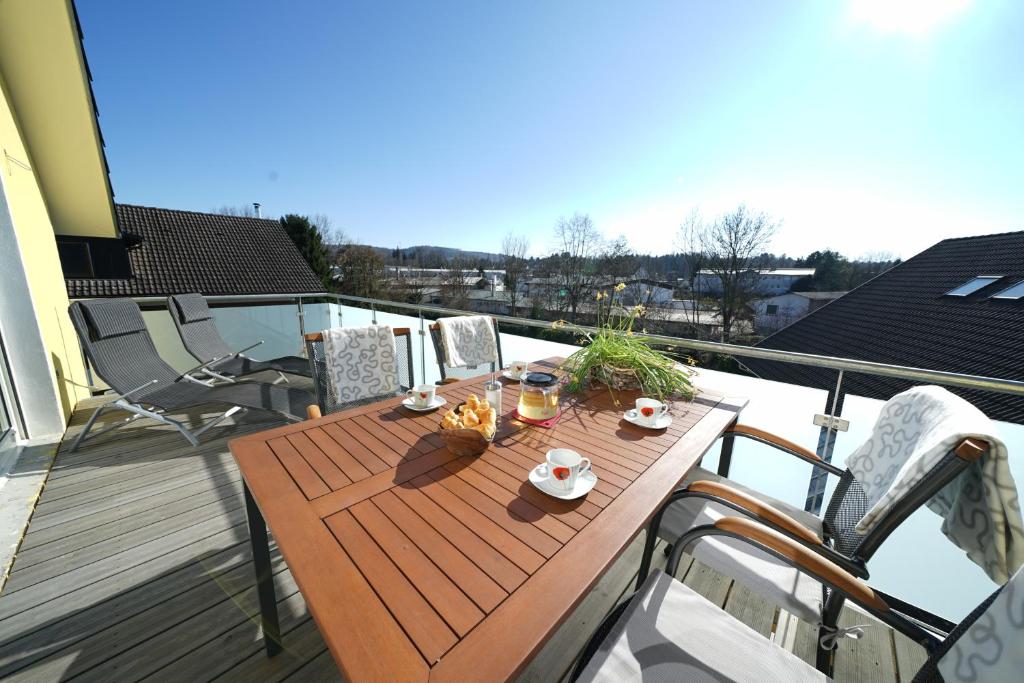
[0,378,904,683]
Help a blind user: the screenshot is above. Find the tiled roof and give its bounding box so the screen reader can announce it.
[743,231,1024,423]
[66,204,326,298]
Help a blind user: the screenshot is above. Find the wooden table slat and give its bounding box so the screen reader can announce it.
[228,358,745,682]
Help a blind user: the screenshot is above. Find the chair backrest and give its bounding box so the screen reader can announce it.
[304,327,415,415]
[69,299,181,398]
[910,562,1023,682]
[167,293,234,362]
[823,440,984,560]
[428,317,503,382]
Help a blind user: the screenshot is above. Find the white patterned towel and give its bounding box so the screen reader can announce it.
[322,325,399,403]
[846,385,1024,583]
[437,316,498,369]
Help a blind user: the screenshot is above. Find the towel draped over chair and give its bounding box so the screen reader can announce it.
[436,315,499,369]
[322,325,399,403]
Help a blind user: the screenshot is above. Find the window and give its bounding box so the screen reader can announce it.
[944,276,1003,297]
[991,281,1024,300]
[766,304,779,315]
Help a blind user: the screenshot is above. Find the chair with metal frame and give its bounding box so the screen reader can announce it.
[573,515,1022,682]
[167,293,310,384]
[637,416,990,674]
[427,316,503,384]
[303,327,415,418]
[68,298,313,450]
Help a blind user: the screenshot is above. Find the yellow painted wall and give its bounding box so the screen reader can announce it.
[0,0,117,238]
[0,72,91,420]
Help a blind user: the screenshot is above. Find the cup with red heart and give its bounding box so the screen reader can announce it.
[539,448,591,492]
[632,397,669,427]
[406,384,437,408]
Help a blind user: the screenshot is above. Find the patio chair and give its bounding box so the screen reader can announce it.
[574,515,1024,682]
[428,316,503,383]
[167,293,310,383]
[69,298,314,450]
[304,327,415,417]
[637,388,996,672]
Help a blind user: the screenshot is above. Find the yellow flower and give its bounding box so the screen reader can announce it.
[626,330,634,337]
[595,291,603,301]
[551,320,565,330]
[615,282,626,292]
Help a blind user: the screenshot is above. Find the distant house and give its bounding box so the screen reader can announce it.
[64,204,325,298]
[742,232,1024,422]
[695,268,815,296]
[752,291,846,333]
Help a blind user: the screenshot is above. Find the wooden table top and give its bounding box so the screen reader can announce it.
[229,357,745,682]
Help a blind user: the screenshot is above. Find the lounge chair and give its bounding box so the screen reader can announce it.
[638,387,996,672]
[304,327,415,417]
[428,316,503,383]
[69,298,314,450]
[574,515,1024,682]
[167,293,310,383]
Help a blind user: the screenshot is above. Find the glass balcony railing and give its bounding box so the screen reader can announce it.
[114,293,1024,623]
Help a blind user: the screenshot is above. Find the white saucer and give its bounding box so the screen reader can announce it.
[502,369,528,381]
[402,396,447,412]
[528,464,598,500]
[624,409,673,430]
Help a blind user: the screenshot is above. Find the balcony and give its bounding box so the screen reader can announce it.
[0,294,1020,681]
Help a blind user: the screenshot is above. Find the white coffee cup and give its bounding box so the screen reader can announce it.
[509,361,529,378]
[633,398,668,426]
[406,384,436,408]
[540,448,591,492]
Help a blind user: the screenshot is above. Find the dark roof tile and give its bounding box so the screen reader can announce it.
[66,204,325,298]
[744,231,1024,422]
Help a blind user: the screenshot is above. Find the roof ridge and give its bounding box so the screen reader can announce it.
[115,202,276,223]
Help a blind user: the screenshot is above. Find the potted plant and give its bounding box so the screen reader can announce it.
[557,283,697,404]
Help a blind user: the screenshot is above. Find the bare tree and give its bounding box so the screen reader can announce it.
[501,233,530,317]
[441,258,471,309]
[678,204,777,343]
[213,204,260,218]
[674,209,709,338]
[335,244,384,298]
[552,213,604,322]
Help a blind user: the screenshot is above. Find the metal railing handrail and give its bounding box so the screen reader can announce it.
[113,291,1024,398]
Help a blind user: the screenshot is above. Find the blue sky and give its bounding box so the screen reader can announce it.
[78,0,1023,258]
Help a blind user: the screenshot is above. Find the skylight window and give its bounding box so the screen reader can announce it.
[991,281,1024,300]
[944,276,1003,297]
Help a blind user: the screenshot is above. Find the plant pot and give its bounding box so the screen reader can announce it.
[591,365,643,392]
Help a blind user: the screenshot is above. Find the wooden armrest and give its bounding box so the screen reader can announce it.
[726,424,821,462]
[688,480,820,545]
[439,378,460,385]
[306,405,322,420]
[956,438,988,462]
[715,517,888,612]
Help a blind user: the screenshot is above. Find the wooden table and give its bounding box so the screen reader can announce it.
[229,357,744,682]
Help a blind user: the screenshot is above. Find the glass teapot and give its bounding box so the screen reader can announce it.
[517,372,560,421]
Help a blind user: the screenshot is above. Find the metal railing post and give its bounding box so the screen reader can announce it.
[371,302,377,325]
[418,311,427,386]
[296,297,306,344]
[806,370,845,514]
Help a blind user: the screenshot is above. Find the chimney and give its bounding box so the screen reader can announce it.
[253,202,262,218]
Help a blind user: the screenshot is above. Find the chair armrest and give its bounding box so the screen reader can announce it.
[726,424,844,476]
[714,517,889,613]
[306,405,322,420]
[688,480,820,545]
[438,378,460,385]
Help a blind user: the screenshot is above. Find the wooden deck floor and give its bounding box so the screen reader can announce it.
[0,379,926,682]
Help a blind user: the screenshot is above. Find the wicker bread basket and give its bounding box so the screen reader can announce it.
[438,401,494,457]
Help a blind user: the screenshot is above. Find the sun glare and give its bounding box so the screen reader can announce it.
[847,0,972,36]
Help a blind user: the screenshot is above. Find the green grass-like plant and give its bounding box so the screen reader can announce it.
[557,284,696,404]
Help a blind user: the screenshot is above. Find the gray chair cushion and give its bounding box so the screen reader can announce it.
[172,293,214,322]
[577,571,829,683]
[81,298,148,339]
[658,466,825,622]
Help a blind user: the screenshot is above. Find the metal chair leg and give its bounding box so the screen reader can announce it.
[69,404,110,452]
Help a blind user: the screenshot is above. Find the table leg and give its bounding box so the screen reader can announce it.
[244,482,282,657]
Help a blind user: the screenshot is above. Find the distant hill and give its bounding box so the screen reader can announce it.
[349,244,504,265]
